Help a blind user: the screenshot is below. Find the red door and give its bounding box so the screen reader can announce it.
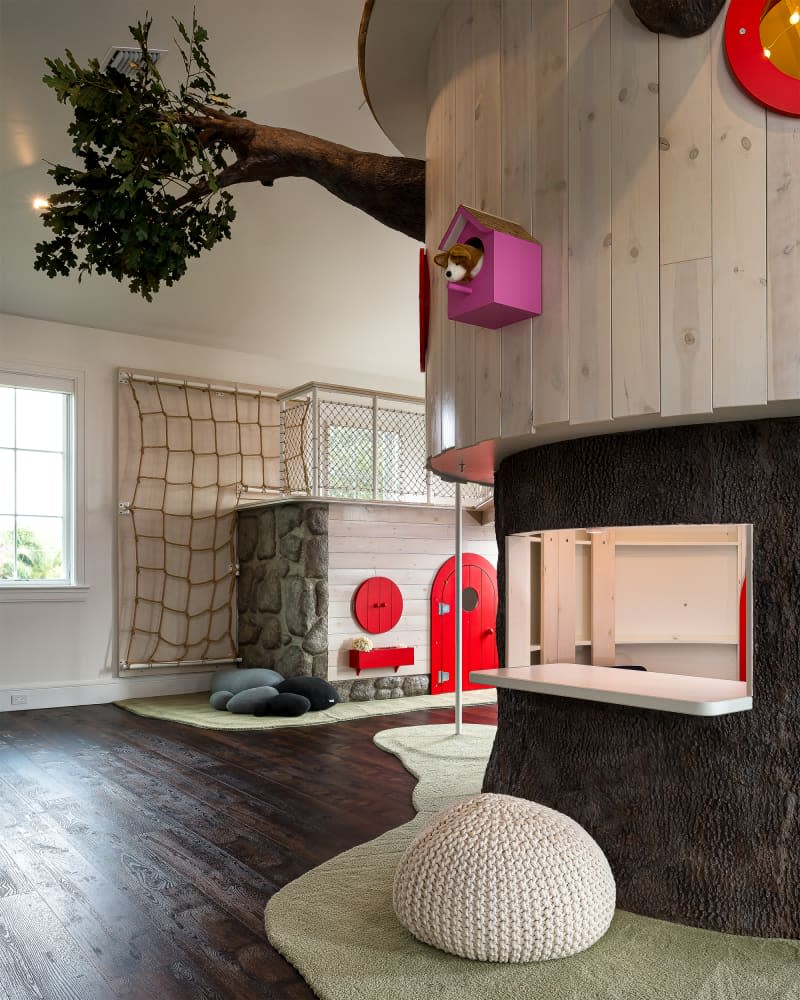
[430,553,499,694]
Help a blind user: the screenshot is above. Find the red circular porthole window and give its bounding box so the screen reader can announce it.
[353,576,403,634]
[725,0,800,116]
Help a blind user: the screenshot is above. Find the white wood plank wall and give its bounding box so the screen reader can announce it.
[610,1,660,418]
[326,504,497,681]
[453,2,478,450]
[425,0,799,466]
[499,0,533,439]
[568,6,612,425]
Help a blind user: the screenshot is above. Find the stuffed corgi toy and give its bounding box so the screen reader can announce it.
[433,241,484,282]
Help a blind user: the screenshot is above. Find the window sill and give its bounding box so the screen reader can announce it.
[0,585,90,604]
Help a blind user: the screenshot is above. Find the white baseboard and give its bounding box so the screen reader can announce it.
[0,672,215,712]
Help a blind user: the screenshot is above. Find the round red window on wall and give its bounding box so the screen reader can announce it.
[353,576,403,634]
[725,0,800,117]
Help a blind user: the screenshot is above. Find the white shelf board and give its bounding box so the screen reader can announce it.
[615,635,738,645]
[615,540,739,547]
[470,664,752,717]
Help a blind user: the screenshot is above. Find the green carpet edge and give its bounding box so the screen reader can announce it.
[264,723,800,1000]
[113,689,496,731]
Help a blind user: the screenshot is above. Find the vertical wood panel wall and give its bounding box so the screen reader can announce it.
[326,504,497,680]
[425,0,799,465]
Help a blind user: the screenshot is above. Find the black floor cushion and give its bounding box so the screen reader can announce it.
[275,676,340,711]
[254,693,311,717]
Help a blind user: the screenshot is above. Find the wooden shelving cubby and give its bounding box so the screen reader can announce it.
[495,524,753,716]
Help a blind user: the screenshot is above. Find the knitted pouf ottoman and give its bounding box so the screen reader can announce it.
[392,793,615,963]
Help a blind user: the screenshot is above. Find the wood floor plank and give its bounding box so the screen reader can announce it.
[0,892,111,1000]
[0,702,497,999]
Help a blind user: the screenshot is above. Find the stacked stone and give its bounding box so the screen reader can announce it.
[237,500,435,702]
[237,503,329,679]
[333,673,430,702]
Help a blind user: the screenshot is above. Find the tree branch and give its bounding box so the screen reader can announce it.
[172,109,425,241]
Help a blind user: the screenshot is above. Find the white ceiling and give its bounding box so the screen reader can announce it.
[0,0,424,392]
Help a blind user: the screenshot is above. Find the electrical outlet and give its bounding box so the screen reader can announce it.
[10,693,28,706]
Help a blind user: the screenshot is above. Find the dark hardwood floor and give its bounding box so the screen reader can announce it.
[0,702,497,1000]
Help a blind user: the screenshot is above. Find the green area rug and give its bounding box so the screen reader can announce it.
[265,724,800,1000]
[114,689,496,731]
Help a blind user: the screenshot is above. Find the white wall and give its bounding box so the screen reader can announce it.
[0,312,424,710]
[327,503,497,681]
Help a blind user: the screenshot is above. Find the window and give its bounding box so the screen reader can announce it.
[0,371,77,586]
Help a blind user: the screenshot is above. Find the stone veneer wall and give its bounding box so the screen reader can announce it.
[237,503,329,678]
[485,417,800,938]
[237,501,432,701]
[333,673,430,702]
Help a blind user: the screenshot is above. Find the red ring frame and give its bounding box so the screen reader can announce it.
[725,0,800,117]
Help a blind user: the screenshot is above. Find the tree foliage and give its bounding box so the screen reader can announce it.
[34,14,244,300]
[0,526,62,581]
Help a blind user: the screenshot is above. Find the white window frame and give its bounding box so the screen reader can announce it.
[0,365,88,603]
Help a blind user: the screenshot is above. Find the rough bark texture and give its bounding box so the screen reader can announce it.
[181,109,425,241]
[485,417,800,938]
[629,0,726,36]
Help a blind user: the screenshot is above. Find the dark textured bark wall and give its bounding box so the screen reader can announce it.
[485,417,800,938]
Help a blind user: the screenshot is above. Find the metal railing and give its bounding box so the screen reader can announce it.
[242,382,492,508]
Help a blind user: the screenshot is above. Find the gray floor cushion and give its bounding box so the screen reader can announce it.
[211,667,284,695]
[210,690,234,711]
[225,685,280,714]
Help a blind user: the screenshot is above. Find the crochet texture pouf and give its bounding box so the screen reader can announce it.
[392,792,616,963]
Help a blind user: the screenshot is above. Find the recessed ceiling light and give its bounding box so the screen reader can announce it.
[32,197,50,211]
[791,10,800,25]
[763,46,772,58]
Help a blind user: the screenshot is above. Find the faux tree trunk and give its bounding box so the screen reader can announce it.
[485,417,800,939]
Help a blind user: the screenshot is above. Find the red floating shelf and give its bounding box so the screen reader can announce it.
[348,647,415,675]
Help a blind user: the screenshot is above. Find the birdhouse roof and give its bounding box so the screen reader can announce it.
[439,205,538,249]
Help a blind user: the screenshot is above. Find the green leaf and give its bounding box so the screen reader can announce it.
[35,11,245,299]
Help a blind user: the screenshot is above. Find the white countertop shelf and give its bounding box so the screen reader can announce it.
[470,663,752,717]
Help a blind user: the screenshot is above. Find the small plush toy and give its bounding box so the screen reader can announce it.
[433,241,484,283]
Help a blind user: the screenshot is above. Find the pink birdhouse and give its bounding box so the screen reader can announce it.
[436,206,542,330]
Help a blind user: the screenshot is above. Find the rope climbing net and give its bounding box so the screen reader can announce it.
[118,373,285,670]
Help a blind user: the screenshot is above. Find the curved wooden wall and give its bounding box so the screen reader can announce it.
[424,0,800,480]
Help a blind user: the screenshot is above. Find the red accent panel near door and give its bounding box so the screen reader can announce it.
[419,248,430,372]
[353,576,403,634]
[739,578,747,683]
[430,553,499,694]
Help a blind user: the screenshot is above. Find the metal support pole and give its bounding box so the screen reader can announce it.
[279,399,286,494]
[311,386,319,496]
[372,395,379,500]
[454,481,463,735]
